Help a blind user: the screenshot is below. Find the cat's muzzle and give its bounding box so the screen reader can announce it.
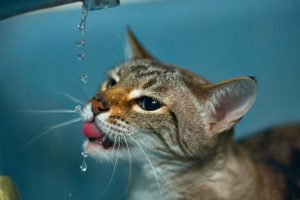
[83,122,126,150]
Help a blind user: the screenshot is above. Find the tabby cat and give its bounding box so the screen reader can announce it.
[81,30,300,200]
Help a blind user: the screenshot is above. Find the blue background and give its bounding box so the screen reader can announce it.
[0,0,300,199]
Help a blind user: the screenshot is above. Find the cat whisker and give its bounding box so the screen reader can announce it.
[100,135,120,196]
[19,109,77,114]
[127,134,163,200]
[20,117,82,149]
[122,134,132,198]
[47,117,83,130]
[108,134,118,166]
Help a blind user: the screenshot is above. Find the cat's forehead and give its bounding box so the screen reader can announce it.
[109,59,209,90]
[109,59,182,86]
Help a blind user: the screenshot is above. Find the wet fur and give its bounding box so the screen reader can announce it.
[82,31,300,200]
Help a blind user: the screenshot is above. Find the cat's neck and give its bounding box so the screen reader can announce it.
[147,129,236,172]
[133,129,260,200]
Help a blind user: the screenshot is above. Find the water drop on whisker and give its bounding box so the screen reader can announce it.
[75,105,82,113]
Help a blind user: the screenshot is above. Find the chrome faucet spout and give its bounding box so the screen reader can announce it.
[0,0,120,20]
[85,0,120,10]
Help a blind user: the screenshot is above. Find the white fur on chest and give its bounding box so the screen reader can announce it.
[128,162,184,200]
[127,156,253,200]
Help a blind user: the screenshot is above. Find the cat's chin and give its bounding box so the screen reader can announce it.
[83,140,116,161]
[83,139,128,161]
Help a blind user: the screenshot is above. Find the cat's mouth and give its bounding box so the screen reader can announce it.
[88,136,115,149]
[82,122,124,150]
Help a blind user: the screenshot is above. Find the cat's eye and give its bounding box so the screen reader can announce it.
[106,78,117,89]
[138,96,162,111]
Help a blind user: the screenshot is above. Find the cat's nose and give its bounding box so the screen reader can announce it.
[91,94,110,115]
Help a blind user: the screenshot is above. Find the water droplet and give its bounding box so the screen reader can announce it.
[80,151,88,172]
[81,151,88,158]
[80,160,87,172]
[75,105,82,113]
[77,22,84,31]
[77,51,86,61]
[76,40,86,47]
[80,74,88,84]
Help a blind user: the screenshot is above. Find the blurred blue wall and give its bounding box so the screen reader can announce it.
[0,0,300,199]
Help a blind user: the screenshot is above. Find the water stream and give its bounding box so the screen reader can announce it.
[77,2,89,84]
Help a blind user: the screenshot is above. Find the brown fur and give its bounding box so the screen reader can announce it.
[240,123,300,199]
[168,125,300,200]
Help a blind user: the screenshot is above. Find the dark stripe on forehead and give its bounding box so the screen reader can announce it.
[141,78,157,89]
[135,68,169,78]
[115,59,178,77]
[130,64,149,73]
[127,60,169,72]
[137,70,166,77]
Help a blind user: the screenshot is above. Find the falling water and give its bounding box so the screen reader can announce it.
[80,151,89,172]
[77,51,86,61]
[76,40,86,47]
[77,3,89,38]
[76,2,89,84]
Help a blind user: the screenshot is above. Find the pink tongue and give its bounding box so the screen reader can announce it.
[82,123,104,138]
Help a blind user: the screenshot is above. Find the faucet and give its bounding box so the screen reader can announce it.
[86,0,120,10]
[0,0,120,20]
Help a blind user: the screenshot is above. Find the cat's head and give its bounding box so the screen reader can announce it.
[81,30,256,162]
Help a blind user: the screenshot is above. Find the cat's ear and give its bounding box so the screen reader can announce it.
[202,77,257,137]
[126,28,154,60]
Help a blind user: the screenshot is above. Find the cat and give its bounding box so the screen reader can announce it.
[80,30,300,200]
